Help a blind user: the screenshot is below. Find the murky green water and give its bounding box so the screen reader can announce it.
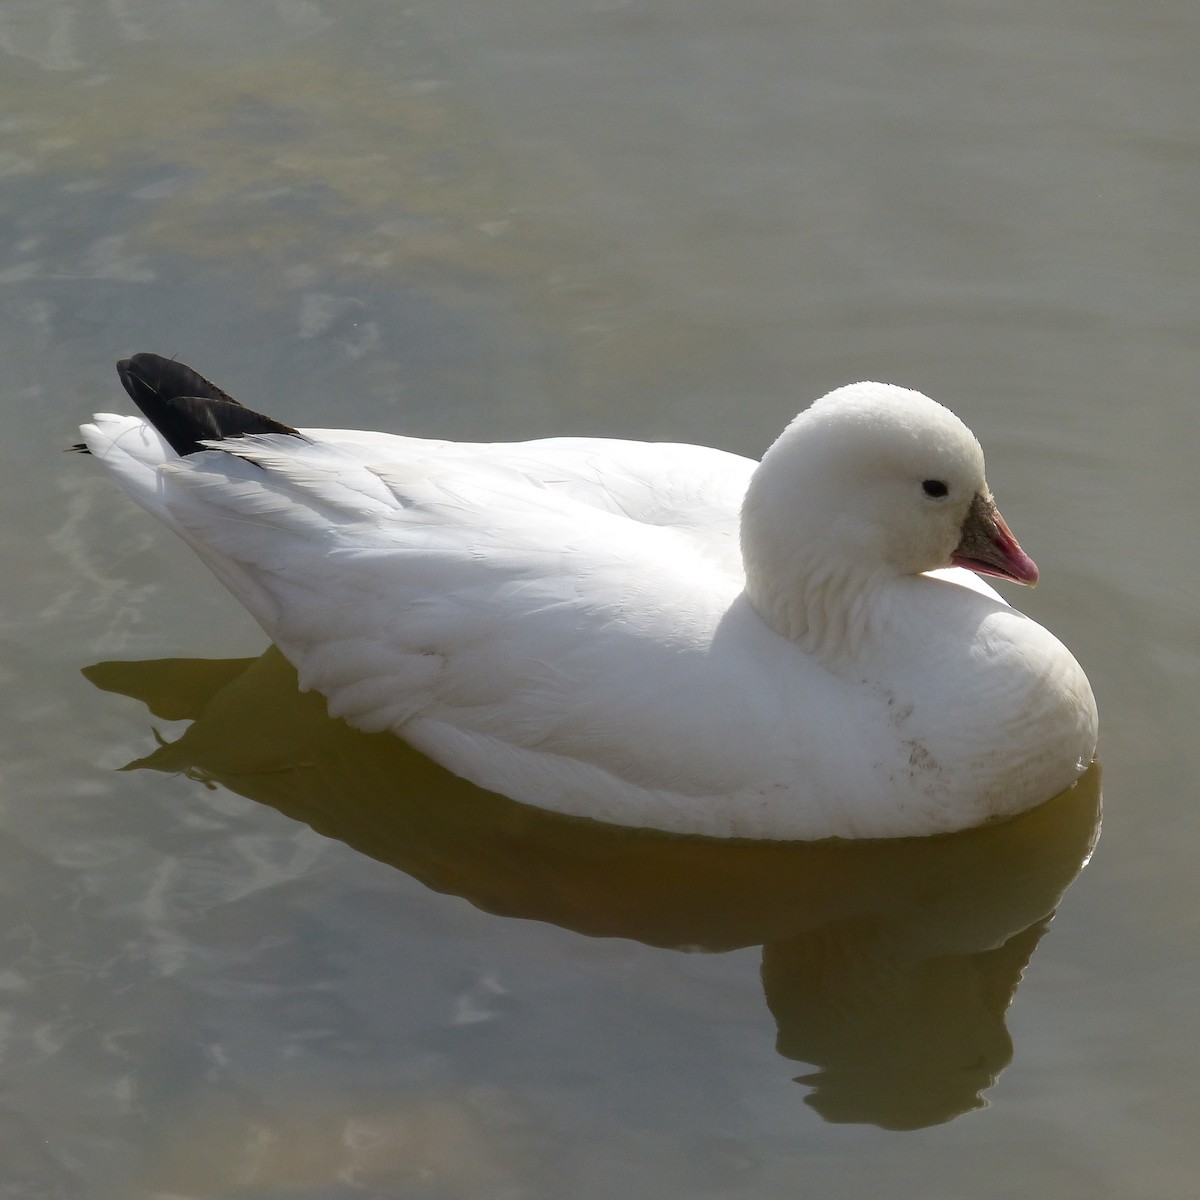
[3,1,1198,1196]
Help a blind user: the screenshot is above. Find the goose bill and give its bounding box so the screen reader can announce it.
[950,493,1040,586]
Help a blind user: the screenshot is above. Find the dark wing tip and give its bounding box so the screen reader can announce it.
[115,352,301,456]
[117,353,240,410]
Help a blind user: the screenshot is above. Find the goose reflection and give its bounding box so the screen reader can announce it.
[85,647,1100,1131]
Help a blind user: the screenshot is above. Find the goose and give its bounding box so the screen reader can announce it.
[79,353,1097,840]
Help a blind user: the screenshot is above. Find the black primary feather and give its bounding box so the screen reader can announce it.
[116,352,302,456]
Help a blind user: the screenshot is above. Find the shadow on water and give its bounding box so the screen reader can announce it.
[85,647,1100,1131]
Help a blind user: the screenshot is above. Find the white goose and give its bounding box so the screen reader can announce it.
[80,354,1097,840]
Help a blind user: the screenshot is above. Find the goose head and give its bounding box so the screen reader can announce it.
[740,382,1038,660]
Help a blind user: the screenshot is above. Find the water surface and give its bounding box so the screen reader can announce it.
[3,1,1199,1196]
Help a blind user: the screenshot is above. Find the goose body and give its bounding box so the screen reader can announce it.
[80,355,1097,840]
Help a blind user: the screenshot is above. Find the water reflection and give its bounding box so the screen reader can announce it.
[85,648,1100,1131]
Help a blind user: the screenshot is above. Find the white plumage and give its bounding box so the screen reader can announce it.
[82,364,1097,840]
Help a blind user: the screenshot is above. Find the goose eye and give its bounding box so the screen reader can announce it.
[922,479,949,498]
